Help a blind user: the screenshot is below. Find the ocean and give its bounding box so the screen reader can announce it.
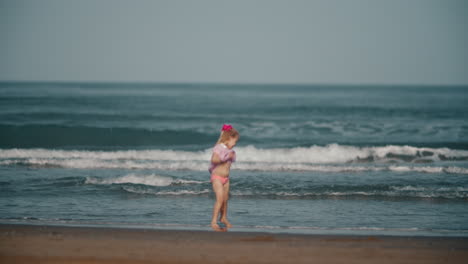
[1,82,467,236]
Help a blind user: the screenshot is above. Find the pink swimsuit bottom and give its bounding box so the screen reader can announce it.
[210,174,229,185]
[209,144,235,186]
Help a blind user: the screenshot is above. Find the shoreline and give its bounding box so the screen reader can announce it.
[1,224,467,263]
[1,220,467,237]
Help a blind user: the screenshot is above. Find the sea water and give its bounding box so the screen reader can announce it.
[1,82,467,236]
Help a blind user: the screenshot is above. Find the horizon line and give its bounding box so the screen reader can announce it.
[0,80,467,88]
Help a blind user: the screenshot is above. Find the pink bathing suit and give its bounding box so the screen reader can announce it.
[211,174,229,185]
[209,143,236,184]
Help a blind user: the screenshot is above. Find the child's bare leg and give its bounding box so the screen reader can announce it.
[219,181,232,228]
[218,182,228,221]
[211,180,226,231]
[219,202,225,220]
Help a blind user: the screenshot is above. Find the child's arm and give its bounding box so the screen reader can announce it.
[211,153,223,164]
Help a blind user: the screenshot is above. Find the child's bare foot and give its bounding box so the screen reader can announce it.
[220,218,232,228]
[211,222,226,232]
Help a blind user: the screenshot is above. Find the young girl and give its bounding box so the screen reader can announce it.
[209,124,239,231]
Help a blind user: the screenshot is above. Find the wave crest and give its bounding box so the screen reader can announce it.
[85,174,205,187]
[1,144,468,173]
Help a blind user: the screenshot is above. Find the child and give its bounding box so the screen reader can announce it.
[209,124,239,231]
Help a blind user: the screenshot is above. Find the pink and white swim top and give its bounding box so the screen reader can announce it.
[208,143,236,173]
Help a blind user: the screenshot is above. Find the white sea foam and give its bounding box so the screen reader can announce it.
[85,174,205,187]
[229,187,468,199]
[173,179,207,184]
[3,157,467,175]
[0,148,210,161]
[1,145,467,173]
[388,166,444,173]
[444,166,468,174]
[238,144,468,163]
[121,186,210,196]
[85,174,174,186]
[390,186,427,191]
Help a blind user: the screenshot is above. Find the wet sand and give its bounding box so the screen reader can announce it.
[1,224,467,263]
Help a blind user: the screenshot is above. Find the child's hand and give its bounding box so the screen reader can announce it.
[228,151,236,161]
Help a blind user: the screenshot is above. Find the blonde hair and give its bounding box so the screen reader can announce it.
[216,127,239,144]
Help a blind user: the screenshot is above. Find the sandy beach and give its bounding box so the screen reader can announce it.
[1,224,467,264]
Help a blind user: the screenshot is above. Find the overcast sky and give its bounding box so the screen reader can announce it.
[1,0,467,85]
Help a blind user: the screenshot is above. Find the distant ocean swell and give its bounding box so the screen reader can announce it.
[0,124,217,148]
[1,145,467,173]
[1,123,467,150]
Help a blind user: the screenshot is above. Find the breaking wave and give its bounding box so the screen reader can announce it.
[85,174,205,187]
[1,144,467,173]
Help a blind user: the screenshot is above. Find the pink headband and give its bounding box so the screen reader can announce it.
[221,124,233,132]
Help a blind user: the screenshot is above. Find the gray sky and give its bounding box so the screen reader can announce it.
[1,0,467,85]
